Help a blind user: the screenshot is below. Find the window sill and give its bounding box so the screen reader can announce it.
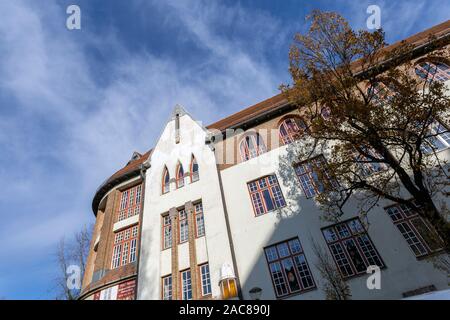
[276,286,317,300]
[415,249,446,261]
[254,205,287,217]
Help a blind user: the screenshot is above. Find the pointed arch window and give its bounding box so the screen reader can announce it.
[176,163,185,188]
[162,167,170,194]
[239,132,266,161]
[415,61,450,83]
[279,117,307,145]
[190,155,199,183]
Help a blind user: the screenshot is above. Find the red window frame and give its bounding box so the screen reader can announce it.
[199,263,212,296]
[278,117,306,145]
[264,237,316,298]
[111,224,139,269]
[190,156,199,183]
[247,175,286,216]
[117,184,142,222]
[194,202,205,238]
[239,133,266,161]
[161,214,172,250]
[162,167,170,194]
[294,155,337,198]
[178,208,188,244]
[180,269,192,300]
[352,146,387,176]
[321,218,384,279]
[415,61,450,83]
[385,203,443,258]
[176,163,185,189]
[161,274,172,300]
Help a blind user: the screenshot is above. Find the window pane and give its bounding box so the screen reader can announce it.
[265,246,278,262]
[322,228,338,243]
[200,264,212,296]
[281,258,301,292]
[293,254,315,289]
[269,262,288,296]
[288,239,303,254]
[277,243,290,258]
[262,189,275,211]
[343,239,366,273]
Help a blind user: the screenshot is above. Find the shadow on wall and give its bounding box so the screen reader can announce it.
[236,142,450,300]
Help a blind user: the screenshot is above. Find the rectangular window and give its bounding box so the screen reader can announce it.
[195,202,205,237]
[385,203,443,257]
[162,275,172,300]
[162,215,172,250]
[352,147,386,176]
[264,238,315,298]
[247,175,286,216]
[111,244,122,269]
[322,218,384,278]
[117,184,143,222]
[130,239,137,263]
[111,224,139,269]
[181,270,192,300]
[422,120,450,153]
[294,155,337,198]
[179,209,189,243]
[200,263,212,296]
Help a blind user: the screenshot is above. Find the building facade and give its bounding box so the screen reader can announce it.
[80,21,450,300]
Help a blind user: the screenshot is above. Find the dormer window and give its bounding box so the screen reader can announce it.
[190,155,199,183]
[176,163,185,188]
[162,167,170,194]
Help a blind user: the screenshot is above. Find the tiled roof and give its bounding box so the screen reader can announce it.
[91,20,450,215]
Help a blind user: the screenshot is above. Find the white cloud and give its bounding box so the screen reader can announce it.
[0,0,288,298]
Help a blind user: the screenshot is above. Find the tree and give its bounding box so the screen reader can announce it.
[281,11,450,251]
[54,224,92,300]
[311,240,351,300]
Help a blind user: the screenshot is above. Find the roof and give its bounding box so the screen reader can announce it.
[91,19,450,215]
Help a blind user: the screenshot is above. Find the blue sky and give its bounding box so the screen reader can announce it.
[0,0,448,299]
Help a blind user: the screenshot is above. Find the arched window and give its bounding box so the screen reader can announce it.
[190,155,199,182]
[415,61,450,83]
[239,132,266,161]
[176,163,185,188]
[162,166,170,194]
[321,106,331,120]
[367,82,395,107]
[278,117,307,145]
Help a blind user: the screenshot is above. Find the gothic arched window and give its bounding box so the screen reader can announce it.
[190,155,199,182]
[162,166,170,194]
[176,162,185,188]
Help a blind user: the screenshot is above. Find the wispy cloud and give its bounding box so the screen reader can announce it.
[0,0,289,298]
[0,0,446,299]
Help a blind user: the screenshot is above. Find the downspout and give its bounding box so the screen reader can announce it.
[134,160,151,300]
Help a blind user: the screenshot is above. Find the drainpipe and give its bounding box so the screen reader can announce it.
[134,159,151,300]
